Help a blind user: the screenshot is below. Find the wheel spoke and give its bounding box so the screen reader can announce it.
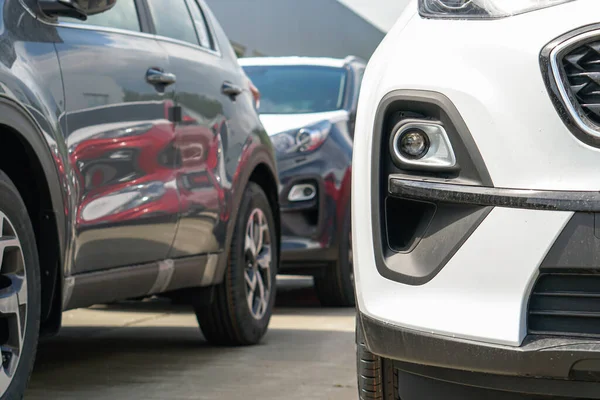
[6,274,26,307]
[254,212,265,254]
[0,213,26,398]
[0,238,19,254]
[245,269,257,291]
[243,208,271,320]
[0,367,10,395]
[255,272,268,317]
[245,225,257,259]
[0,289,19,316]
[1,345,19,377]
[256,246,271,270]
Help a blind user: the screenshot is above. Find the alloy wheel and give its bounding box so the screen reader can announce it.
[0,212,27,394]
[244,208,272,320]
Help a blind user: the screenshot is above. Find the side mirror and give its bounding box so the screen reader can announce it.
[39,0,117,21]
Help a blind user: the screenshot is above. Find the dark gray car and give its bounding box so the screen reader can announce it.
[0,0,280,397]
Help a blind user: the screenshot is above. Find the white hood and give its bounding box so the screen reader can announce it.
[259,110,349,136]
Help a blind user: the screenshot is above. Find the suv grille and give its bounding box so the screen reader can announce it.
[528,271,600,337]
[563,41,600,126]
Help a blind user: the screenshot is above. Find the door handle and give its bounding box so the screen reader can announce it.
[146,68,177,87]
[221,81,243,100]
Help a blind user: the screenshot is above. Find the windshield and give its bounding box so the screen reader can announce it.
[243,65,347,114]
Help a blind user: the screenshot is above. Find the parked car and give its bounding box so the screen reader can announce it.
[0,0,281,397]
[240,56,365,307]
[354,0,600,399]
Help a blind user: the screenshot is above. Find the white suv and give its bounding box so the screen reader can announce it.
[354,1,600,399]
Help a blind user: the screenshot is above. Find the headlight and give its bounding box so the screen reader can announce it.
[419,0,575,19]
[271,120,332,155]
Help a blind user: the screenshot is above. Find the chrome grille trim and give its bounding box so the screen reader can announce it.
[550,29,600,139]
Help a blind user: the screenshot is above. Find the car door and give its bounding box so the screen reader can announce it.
[55,0,180,274]
[145,0,234,257]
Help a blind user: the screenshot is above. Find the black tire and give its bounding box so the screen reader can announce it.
[314,208,355,307]
[356,318,394,400]
[196,182,278,346]
[0,171,41,400]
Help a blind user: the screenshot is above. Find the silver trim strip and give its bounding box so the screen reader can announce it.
[149,259,175,294]
[154,35,221,58]
[550,29,600,139]
[201,254,219,285]
[62,276,75,310]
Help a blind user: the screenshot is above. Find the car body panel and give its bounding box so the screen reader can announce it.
[54,25,180,274]
[0,0,278,317]
[353,0,600,347]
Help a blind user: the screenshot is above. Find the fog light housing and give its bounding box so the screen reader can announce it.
[288,183,317,202]
[390,119,457,170]
[399,130,429,159]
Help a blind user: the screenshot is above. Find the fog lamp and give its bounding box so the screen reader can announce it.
[399,130,429,159]
[390,119,457,170]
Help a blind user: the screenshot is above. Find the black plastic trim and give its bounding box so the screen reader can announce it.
[390,178,600,212]
[371,90,492,286]
[358,312,600,383]
[542,212,600,269]
[382,201,491,285]
[65,255,211,310]
[394,362,600,399]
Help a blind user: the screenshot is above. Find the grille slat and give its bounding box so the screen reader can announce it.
[562,41,600,123]
[528,272,600,337]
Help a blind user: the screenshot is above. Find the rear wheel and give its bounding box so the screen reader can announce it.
[314,209,355,307]
[0,172,40,400]
[196,182,278,346]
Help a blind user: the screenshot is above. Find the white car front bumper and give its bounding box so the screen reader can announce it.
[353,0,600,349]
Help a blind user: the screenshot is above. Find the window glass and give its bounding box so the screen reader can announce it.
[146,0,199,46]
[60,0,141,32]
[243,65,347,114]
[187,0,213,49]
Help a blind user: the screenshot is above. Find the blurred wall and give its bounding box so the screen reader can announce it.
[205,0,385,60]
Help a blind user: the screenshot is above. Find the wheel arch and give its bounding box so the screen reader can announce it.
[214,148,280,284]
[0,96,67,334]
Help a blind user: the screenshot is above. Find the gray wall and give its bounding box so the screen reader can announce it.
[205,0,385,60]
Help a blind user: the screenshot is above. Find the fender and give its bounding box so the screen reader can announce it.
[0,95,67,283]
[213,142,280,285]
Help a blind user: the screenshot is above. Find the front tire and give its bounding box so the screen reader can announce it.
[356,318,394,400]
[0,171,41,400]
[196,182,278,346]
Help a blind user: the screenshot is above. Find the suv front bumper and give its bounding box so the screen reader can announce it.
[354,1,600,396]
[359,313,600,399]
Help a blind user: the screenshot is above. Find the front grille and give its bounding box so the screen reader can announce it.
[528,271,600,337]
[562,41,600,126]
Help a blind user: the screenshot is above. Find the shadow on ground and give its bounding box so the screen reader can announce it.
[27,276,357,400]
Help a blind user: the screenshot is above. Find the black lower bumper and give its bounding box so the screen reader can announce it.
[359,313,600,399]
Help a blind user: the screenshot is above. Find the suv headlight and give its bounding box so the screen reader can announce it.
[419,0,575,19]
[271,120,332,155]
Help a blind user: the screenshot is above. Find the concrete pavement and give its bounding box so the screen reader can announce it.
[26,278,357,400]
